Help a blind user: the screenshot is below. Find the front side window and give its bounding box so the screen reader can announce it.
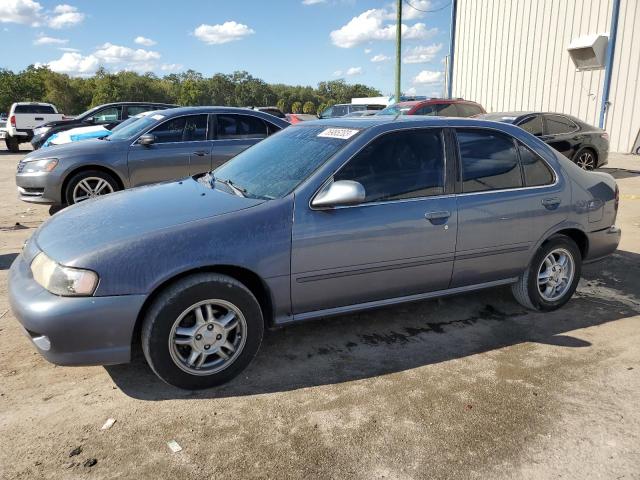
[519,142,554,186]
[415,105,437,115]
[127,105,153,117]
[216,114,267,140]
[334,129,445,203]
[517,115,544,136]
[457,129,522,193]
[545,115,577,135]
[377,104,413,116]
[435,103,459,116]
[149,114,208,143]
[92,106,121,123]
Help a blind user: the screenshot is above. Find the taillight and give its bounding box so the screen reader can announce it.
[601,132,609,140]
[10,115,15,127]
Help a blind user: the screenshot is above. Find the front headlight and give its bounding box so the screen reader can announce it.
[21,158,58,173]
[31,253,98,296]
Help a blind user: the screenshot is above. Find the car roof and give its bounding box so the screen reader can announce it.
[394,98,481,108]
[96,102,179,107]
[157,106,291,126]
[300,116,511,130]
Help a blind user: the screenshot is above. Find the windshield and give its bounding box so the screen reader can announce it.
[108,114,165,141]
[213,125,358,199]
[377,104,413,116]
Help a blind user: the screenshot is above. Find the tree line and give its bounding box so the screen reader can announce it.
[0,66,382,116]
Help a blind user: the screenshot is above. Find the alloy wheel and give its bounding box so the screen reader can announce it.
[72,177,114,203]
[168,299,247,376]
[537,248,575,301]
[576,151,595,170]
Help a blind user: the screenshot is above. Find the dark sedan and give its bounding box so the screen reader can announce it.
[31,102,178,149]
[16,107,289,207]
[478,112,609,170]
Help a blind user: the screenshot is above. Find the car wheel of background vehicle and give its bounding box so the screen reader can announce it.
[64,170,118,205]
[511,235,582,312]
[5,136,19,152]
[574,148,597,170]
[141,273,264,390]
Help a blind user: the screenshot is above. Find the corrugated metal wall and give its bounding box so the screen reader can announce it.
[452,0,640,153]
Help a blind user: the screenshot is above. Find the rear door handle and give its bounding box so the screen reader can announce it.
[35,117,44,121]
[542,197,561,209]
[193,151,207,156]
[425,211,451,224]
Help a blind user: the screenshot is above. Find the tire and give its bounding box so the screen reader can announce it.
[512,235,582,312]
[573,147,597,170]
[5,136,19,153]
[64,169,119,205]
[141,273,264,389]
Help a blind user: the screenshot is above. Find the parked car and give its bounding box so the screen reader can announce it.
[15,107,288,207]
[285,113,317,123]
[377,98,486,117]
[318,103,385,119]
[0,118,6,141]
[31,102,178,150]
[5,102,64,152]
[344,110,380,117]
[247,107,287,119]
[477,112,609,170]
[8,116,621,389]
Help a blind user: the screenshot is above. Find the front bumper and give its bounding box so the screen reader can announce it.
[585,225,621,263]
[8,252,146,366]
[15,168,63,205]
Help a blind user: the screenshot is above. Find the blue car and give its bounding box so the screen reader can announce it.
[9,117,621,389]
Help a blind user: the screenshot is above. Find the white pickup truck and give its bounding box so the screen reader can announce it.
[5,102,63,152]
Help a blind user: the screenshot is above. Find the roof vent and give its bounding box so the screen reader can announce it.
[567,34,609,71]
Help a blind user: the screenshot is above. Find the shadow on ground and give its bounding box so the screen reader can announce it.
[0,253,18,270]
[598,167,640,179]
[106,250,640,400]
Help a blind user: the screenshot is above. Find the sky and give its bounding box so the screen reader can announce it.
[0,0,453,97]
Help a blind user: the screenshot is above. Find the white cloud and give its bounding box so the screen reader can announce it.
[394,0,432,20]
[330,8,436,48]
[34,34,68,45]
[413,70,443,84]
[0,0,43,26]
[48,4,84,29]
[302,0,326,4]
[364,48,372,54]
[194,21,255,45]
[134,36,156,47]
[0,1,84,28]
[405,86,417,95]
[370,54,390,62]
[333,70,343,77]
[160,63,183,72]
[58,47,79,52]
[47,52,99,75]
[403,43,443,64]
[346,66,362,76]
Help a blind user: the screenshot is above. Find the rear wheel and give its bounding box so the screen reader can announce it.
[141,273,264,389]
[574,148,597,170]
[5,136,19,153]
[64,170,118,205]
[512,235,582,311]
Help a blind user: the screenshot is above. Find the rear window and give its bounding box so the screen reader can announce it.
[14,104,56,114]
[545,115,578,135]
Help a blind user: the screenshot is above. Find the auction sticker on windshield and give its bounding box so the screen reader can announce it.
[317,128,360,140]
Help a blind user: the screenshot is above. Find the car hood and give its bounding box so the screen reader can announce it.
[41,118,80,128]
[23,137,125,160]
[31,177,265,267]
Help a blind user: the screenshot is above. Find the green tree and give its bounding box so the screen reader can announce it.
[291,101,302,113]
[302,101,315,114]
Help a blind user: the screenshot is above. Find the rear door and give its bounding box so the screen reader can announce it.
[515,114,544,137]
[127,114,211,186]
[210,113,269,169]
[541,114,580,158]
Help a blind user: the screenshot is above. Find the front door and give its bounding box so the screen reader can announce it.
[291,128,457,315]
[128,114,210,186]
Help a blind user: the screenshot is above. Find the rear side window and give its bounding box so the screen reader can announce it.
[457,104,484,117]
[127,105,154,117]
[519,143,554,186]
[435,103,459,116]
[217,114,267,139]
[92,106,121,123]
[545,115,577,135]
[457,129,522,193]
[335,129,445,202]
[517,115,544,136]
[14,104,56,114]
[415,104,437,115]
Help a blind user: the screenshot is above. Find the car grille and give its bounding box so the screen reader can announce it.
[16,162,25,173]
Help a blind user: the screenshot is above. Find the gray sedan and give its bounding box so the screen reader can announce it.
[15,107,289,207]
[9,117,621,389]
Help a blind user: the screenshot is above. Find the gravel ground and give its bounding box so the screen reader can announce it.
[0,145,639,479]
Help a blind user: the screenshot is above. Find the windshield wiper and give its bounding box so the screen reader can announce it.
[215,177,246,197]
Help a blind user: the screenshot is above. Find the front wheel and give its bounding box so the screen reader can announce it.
[64,170,118,205]
[141,273,264,389]
[512,235,582,311]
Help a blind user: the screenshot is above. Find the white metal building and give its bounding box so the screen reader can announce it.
[449,0,640,153]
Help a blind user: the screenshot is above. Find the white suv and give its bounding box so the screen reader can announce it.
[5,102,63,152]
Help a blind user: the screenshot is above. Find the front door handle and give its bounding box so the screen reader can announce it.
[192,151,207,156]
[542,197,561,210]
[425,211,451,224]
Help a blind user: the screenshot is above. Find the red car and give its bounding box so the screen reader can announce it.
[377,98,486,117]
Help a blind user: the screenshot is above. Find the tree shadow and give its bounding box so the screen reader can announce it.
[106,250,640,400]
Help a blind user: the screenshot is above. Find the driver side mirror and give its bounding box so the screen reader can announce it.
[311,180,366,209]
[138,133,156,146]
